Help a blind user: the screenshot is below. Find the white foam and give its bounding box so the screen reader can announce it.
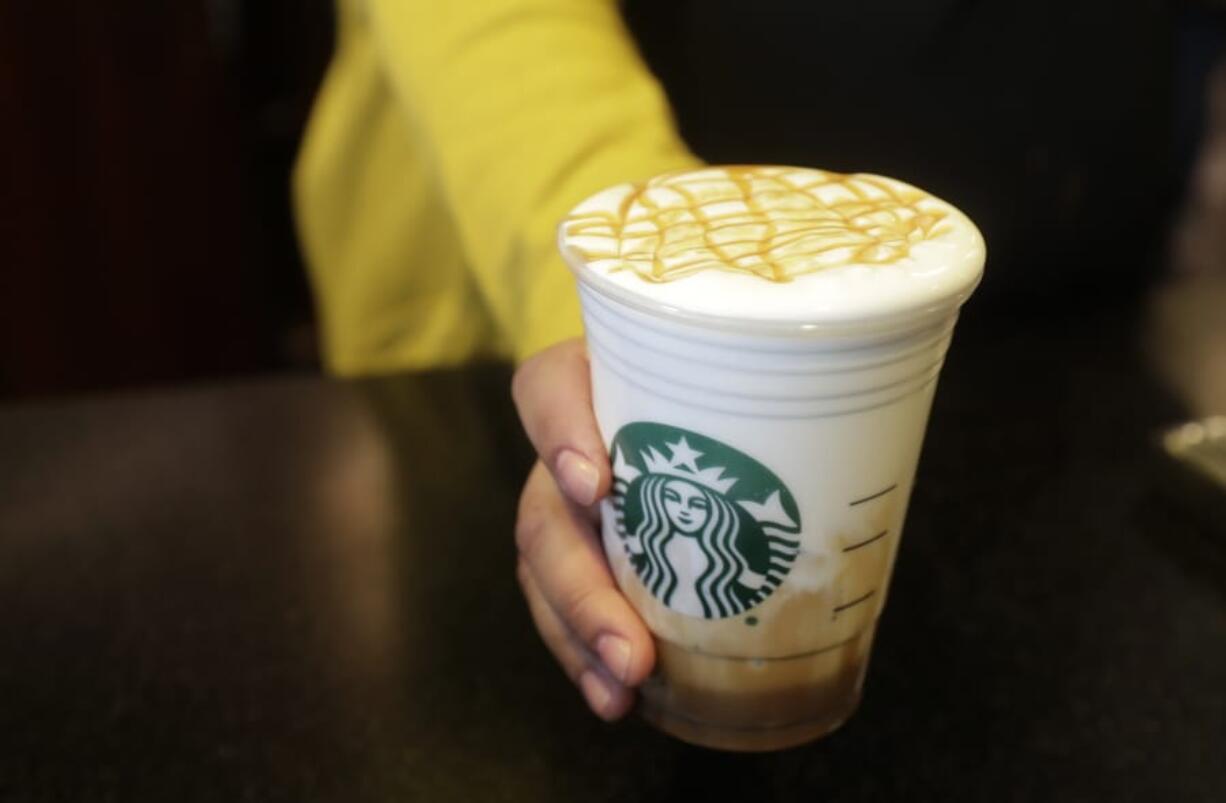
[559,166,986,329]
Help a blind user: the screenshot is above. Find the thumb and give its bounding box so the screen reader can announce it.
[511,338,610,507]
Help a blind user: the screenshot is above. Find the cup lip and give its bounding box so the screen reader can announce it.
[561,236,981,339]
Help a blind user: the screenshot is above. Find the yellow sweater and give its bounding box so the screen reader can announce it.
[293,0,699,373]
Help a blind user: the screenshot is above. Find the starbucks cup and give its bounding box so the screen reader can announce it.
[559,166,985,751]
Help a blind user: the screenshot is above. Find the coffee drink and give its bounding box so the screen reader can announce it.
[560,166,985,750]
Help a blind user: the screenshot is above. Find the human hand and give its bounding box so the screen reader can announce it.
[511,339,655,720]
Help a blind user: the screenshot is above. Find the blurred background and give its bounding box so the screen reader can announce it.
[0,0,332,398]
[1,0,1224,401]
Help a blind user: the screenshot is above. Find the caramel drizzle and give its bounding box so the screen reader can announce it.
[564,166,950,283]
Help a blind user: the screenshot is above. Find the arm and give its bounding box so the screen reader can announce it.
[366,0,700,359]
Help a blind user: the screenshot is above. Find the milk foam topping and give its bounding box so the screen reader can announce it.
[560,166,986,329]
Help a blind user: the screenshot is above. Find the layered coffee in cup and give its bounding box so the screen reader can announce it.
[559,166,985,751]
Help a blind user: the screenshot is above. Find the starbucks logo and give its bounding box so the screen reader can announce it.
[609,423,802,620]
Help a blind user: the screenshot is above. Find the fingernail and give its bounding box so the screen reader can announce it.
[579,669,613,716]
[557,450,600,506]
[596,634,632,684]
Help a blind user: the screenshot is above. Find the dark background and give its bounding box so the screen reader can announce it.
[2,0,1226,400]
[0,0,332,399]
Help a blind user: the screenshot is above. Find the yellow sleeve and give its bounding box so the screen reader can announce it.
[365,0,700,361]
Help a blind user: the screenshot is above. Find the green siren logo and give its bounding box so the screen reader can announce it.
[609,423,802,619]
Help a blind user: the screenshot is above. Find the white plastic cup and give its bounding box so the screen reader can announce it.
[560,167,984,751]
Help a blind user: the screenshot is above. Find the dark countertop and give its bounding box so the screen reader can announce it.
[0,298,1222,802]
